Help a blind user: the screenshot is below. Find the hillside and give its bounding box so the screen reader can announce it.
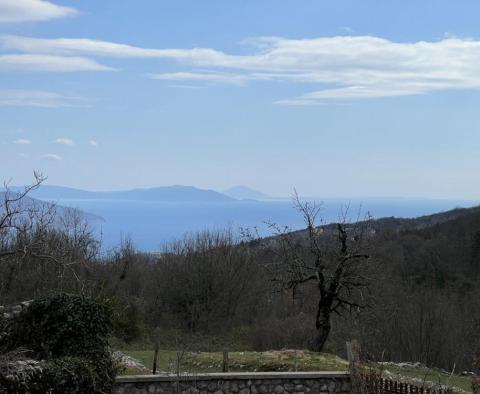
[224,186,272,200]
[281,204,480,241]
[251,203,480,373]
[0,192,104,223]
[368,205,480,232]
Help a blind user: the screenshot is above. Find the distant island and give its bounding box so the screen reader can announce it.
[11,185,236,203]
[224,186,272,200]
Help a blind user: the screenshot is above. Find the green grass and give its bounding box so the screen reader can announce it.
[378,364,473,392]
[120,349,348,375]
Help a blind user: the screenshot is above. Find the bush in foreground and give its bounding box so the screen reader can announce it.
[0,293,120,393]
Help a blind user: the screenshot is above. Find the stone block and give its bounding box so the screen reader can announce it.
[207,382,218,391]
[273,385,284,394]
[257,385,268,394]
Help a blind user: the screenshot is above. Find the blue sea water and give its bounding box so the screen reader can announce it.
[52,197,480,251]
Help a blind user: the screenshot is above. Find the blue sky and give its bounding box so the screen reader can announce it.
[1,0,480,198]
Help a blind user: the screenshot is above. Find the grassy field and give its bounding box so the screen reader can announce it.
[121,349,348,374]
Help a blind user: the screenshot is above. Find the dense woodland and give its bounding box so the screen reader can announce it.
[1,179,479,373]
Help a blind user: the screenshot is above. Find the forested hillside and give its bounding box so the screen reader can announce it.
[341,207,480,370]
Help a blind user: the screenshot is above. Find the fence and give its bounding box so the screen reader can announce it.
[346,341,469,394]
[356,373,464,394]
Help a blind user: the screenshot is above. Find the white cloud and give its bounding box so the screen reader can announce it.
[149,72,251,86]
[276,85,421,105]
[0,90,87,107]
[0,54,114,72]
[54,137,74,146]
[168,84,203,89]
[5,34,480,101]
[17,153,29,158]
[41,153,62,161]
[0,0,78,23]
[89,139,98,147]
[0,35,222,59]
[13,138,31,144]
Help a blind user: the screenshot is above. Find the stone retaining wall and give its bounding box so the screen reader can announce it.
[114,371,350,394]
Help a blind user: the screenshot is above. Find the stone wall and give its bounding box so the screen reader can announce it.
[114,371,350,394]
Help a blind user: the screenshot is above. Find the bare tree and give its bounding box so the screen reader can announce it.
[0,171,48,259]
[0,172,99,300]
[153,229,259,332]
[265,192,372,352]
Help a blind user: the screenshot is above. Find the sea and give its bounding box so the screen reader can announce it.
[51,197,480,251]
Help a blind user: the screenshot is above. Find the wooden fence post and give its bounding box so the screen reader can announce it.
[152,342,159,375]
[347,340,361,366]
[473,374,480,394]
[222,350,229,372]
[347,341,362,394]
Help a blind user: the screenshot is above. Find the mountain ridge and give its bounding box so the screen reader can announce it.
[10,185,236,203]
[0,191,104,223]
[285,204,480,239]
[224,186,272,200]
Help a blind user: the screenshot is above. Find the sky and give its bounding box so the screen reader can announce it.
[1,0,480,198]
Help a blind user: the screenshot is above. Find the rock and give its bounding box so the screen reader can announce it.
[309,381,319,389]
[258,385,268,394]
[112,351,150,372]
[461,371,475,376]
[328,381,336,393]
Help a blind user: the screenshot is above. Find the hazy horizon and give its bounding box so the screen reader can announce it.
[7,182,480,202]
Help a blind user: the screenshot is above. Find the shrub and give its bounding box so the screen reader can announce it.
[0,293,120,393]
[3,293,112,359]
[0,356,118,394]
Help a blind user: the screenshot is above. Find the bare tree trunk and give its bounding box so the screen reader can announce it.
[313,304,331,352]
